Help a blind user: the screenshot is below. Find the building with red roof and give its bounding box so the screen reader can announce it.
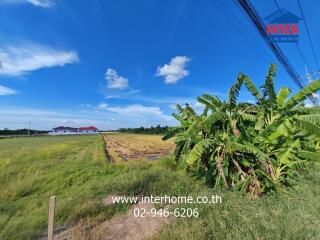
[49,126,99,135]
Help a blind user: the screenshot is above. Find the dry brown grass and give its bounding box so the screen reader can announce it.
[103,133,175,162]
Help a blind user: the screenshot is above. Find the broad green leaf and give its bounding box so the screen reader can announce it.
[186,139,212,165]
[298,150,320,162]
[278,139,300,164]
[284,79,320,110]
[296,114,320,125]
[243,76,263,101]
[277,87,291,107]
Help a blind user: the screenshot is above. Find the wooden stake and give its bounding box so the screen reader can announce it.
[48,196,56,240]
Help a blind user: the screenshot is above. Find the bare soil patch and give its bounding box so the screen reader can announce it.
[53,197,170,240]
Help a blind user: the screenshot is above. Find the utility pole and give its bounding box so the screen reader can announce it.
[28,121,31,136]
[299,65,319,106]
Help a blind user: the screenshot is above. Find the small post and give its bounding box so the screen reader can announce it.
[48,196,56,240]
[28,120,31,136]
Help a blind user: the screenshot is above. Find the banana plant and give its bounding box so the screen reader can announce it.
[163,64,320,195]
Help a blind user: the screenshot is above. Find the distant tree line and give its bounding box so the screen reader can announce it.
[0,128,48,136]
[117,125,169,135]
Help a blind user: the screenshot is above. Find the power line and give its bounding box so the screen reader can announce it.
[234,0,304,88]
[209,0,287,82]
[273,0,311,71]
[273,0,280,9]
[229,0,287,82]
[234,0,317,104]
[297,0,319,70]
[209,0,272,66]
[220,0,287,74]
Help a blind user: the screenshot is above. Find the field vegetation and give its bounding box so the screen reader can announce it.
[103,133,175,162]
[0,134,319,239]
[0,128,48,137]
[117,125,169,135]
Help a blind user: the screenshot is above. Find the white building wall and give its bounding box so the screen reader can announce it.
[78,130,99,135]
[49,130,99,135]
[49,130,77,135]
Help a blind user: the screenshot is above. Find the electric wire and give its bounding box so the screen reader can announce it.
[234,0,305,89]
[273,0,311,72]
[297,0,319,70]
[209,0,273,66]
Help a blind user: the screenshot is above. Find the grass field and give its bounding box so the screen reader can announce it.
[0,134,319,240]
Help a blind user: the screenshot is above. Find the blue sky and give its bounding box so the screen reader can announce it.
[0,0,319,130]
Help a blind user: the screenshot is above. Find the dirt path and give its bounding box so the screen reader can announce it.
[50,134,174,239]
[92,202,170,240]
[53,197,170,240]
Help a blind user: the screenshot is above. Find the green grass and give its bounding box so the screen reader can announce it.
[0,135,319,239]
[154,168,320,240]
[0,135,124,239]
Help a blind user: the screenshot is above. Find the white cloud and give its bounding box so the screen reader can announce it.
[97,103,108,110]
[194,102,204,109]
[0,0,53,8]
[128,89,140,94]
[95,103,173,121]
[156,56,191,84]
[169,102,204,114]
[26,0,53,7]
[105,68,129,89]
[0,41,78,76]
[80,104,93,108]
[106,104,163,116]
[168,104,176,110]
[0,85,17,95]
[193,102,205,114]
[103,89,140,100]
